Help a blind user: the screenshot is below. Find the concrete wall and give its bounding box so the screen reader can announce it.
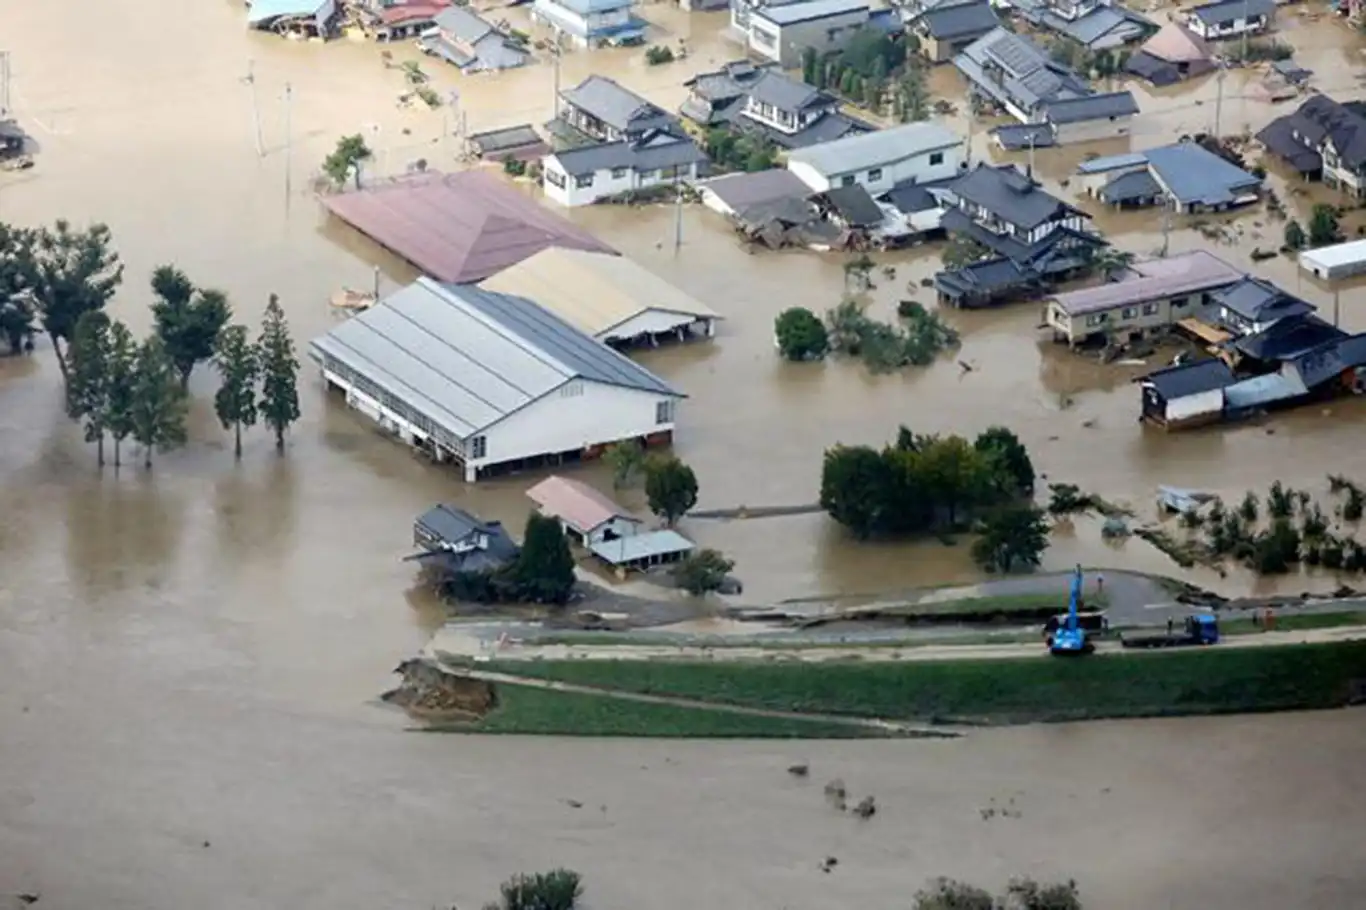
[788,142,963,195]
[749,8,869,67]
[1052,113,1134,146]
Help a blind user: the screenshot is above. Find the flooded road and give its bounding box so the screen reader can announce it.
[3,2,1366,905]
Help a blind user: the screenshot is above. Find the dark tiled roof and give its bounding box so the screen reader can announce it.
[820,184,884,226]
[561,75,677,134]
[1099,169,1163,203]
[1277,95,1366,170]
[747,70,832,112]
[919,0,999,39]
[948,163,1081,230]
[1256,117,1323,173]
[320,171,617,284]
[1044,90,1139,124]
[1233,315,1344,362]
[549,131,708,177]
[1189,0,1274,25]
[1141,359,1236,399]
[1213,277,1315,324]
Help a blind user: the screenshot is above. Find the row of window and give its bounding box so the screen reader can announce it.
[1082,297,1188,328]
[563,164,687,189]
[834,152,946,189]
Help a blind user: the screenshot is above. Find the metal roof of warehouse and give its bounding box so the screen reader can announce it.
[480,248,719,338]
[785,122,961,177]
[309,279,681,439]
[321,171,617,284]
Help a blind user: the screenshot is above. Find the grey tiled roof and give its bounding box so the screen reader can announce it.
[955,27,1090,111]
[561,75,675,134]
[1141,359,1236,399]
[433,6,493,41]
[919,0,998,39]
[949,164,1080,231]
[309,278,680,439]
[1189,0,1274,25]
[1213,277,1315,323]
[1044,90,1139,123]
[746,71,831,112]
[549,132,709,177]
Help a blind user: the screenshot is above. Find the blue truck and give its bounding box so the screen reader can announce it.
[1119,614,1220,649]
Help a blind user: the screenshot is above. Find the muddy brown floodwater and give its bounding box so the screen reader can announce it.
[2,1,1366,907]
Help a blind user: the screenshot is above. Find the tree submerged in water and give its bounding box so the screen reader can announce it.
[824,297,959,373]
[914,876,1082,910]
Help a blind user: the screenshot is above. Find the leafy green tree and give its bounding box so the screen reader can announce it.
[511,513,577,604]
[24,220,123,388]
[1284,219,1307,251]
[258,294,301,453]
[491,869,582,910]
[971,505,1050,573]
[322,134,373,190]
[671,548,734,596]
[150,265,232,388]
[213,324,260,459]
[774,307,829,361]
[1004,877,1082,910]
[644,455,698,525]
[603,440,644,489]
[130,336,189,469]
[974,426,1035,494]
[913,878,994,910]
[820,444,889,539]
[0,224,36,354]
[1309,203,1342,247]
[66,311,113,465]
[104,320,138,467]
[915,434,989,525]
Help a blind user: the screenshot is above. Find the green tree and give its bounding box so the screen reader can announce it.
[971,505,1050,573]
[774,307,829,361]
[671,548,735,596]
[150,265,232,388]
[322,134,374,190]
[130,336,189,469]
[24,220,123,388]
[941,234,991,269]
[974,426,1035,494]
[491,869,583,910]
[511,513,577,605]
[0,224,36,354]
[1283,219,1307,251]
[913,878,994,910]
[801,46,819,85]
[915,435,989,525]
[1004,877,1082,910]
[820,444,889,539]
[104,320,138,467]
[258,294,301,453]
[67,311,114,465]
[604,440,645,489]
[213,323,260,459]
[1090,247,1135,279]
[1309,204,1342,247]
[644,455,699,525]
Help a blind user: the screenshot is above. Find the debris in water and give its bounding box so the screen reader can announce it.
[819,856,839,873]
[202,840,211,848]
[958,360,974,373]
[561,799,584,809]
[853,796,876,819]
[824,778,847,811]
[17,896,38,906]
[787,763,810,777]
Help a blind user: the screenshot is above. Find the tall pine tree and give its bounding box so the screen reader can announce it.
[104,321,138,468]
[213,323,259,459]
[258,294,300,453]
[66,311,113,465]
[130,336,188,469]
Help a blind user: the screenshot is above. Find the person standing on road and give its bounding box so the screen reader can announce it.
[1167,617,1175,636]
[1096,573,1105,598]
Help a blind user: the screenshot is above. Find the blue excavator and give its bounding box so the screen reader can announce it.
[1048,565,1095,656]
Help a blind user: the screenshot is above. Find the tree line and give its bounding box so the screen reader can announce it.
[820,426,1049,572]
[0,219,301,467]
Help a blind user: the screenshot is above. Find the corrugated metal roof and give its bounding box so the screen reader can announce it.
[527,475,638,533]
[1077,152,1149,174]
[589,529,695,565]
[1144,142,1260,206]
[1100,169,1163,203]
[479,248,718,339]
[1044,91,1139,124]
[786,122,961,178]
[1223,371,1307,410]
[308,279,681,439]
[320,171,617,284]
[754,0,868,25]
[1300,238,1366,271]
[1051,250,1243,316]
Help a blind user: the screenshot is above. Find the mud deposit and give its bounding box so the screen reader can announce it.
[381,659,498,720]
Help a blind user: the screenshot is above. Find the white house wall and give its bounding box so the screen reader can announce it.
[476,379,679,476]
[542,159,703,207]
[1168,388,1224,423]
[1051,115,1133,145]
[603,308,711,342]
[788,144,963,195]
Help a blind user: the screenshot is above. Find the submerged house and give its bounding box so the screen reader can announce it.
[558,75,681,144]
[1075,141,1262,213]
[1182,0,1275,40]
[526,475,695,571]
[1124,21,1215,86]
[954,28,1138,147]
[744,0,872,68]
[418,7,530,72]
[785,121,964,195]
[679,62,871,149]
[1138,359,1237,429]
[407,504,521,575]
[540,130,708,207]
[531,0,647,47]
[935,163,1106,308]
[1257,95,1366,195]
[908,0,1001,63]
[358,0,451,41]
[246,0,338,36]
[1010,0,1154,51]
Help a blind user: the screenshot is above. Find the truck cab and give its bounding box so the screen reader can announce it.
[1187,613,1219,644]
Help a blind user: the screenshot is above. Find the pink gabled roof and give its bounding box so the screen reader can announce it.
[1142,22,1212,65]
[527,475,639,534]
[321,170,618,284]
[378,1,450,25]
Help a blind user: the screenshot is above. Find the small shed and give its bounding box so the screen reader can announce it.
[467,125,549,162]
[527,475,642,546]
[1299,238,1366,282]
[589,529,695,570]
[408,504,520,574]
[1138,359,1236,430]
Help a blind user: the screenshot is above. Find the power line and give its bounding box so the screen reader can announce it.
[243,60,265,158]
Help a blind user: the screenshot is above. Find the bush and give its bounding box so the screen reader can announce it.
[774,307,829,361]
[644,45,675,65]
[493,869,582,910]
[823,297,958,373]
[671,548,735,595]
[971,505,1050,573]
[644,454,699,525]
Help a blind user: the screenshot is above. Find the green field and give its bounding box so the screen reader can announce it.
[436,684,890,738]
[1218,611,1366,636]
[484,640,1366,726]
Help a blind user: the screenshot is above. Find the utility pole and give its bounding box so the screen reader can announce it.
[1213,66,1226,139]
[1334,286,1341,327]
[550,37,562,122]
[1027,134,1036,179]
[965,113,975,169]
[1240,0,1250,65]
[283,82,293,213]
[1160,199,1172,258]
[0,52,10,119]
[673,178,684,254]
[243,59,265,158]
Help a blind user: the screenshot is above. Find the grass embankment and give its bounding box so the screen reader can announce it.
[1219,611,1366,635]
[803,591,1109,627]
[485,640,1366,725]
[441,684,888,738]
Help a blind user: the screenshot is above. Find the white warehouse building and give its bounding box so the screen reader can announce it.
[785,121,965,196]
[309,278,685,482]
